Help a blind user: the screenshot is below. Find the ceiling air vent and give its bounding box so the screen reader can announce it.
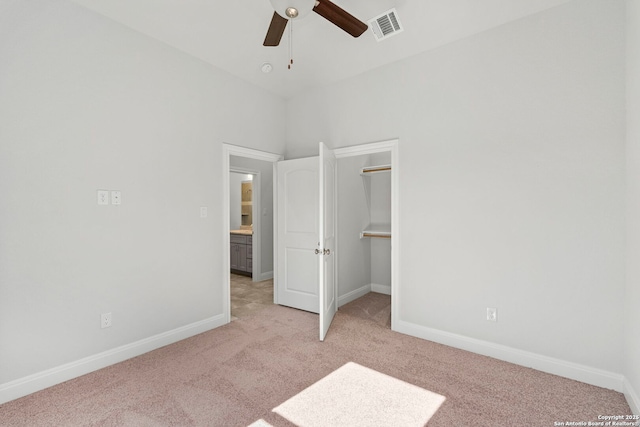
[368,8,403,42]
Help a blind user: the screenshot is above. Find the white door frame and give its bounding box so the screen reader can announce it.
[333,139,400,330]
[222,144,283,324]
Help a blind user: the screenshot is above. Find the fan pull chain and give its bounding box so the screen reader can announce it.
[288,19,293,70]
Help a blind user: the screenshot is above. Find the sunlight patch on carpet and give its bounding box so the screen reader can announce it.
[247,419,273,427]
[272,362,446,427]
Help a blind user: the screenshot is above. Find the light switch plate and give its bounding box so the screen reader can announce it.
[97,190,109,205]
[200,206,208,218]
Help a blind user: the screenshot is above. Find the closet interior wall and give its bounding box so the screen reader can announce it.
[337,152,392,307]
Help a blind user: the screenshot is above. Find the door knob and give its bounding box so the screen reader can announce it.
[324,249,331,255]
[315,249,320,254]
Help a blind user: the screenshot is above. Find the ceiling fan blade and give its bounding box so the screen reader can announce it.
[313,0,368,38]
[263,11,288,46]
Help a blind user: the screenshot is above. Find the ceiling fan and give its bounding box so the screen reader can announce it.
[263,0,368,47]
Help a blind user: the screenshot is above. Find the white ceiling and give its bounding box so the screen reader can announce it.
[68,0,574,99]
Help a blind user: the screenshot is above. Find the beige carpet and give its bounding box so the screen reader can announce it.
[0,293,631,426]
[273,362,445,427]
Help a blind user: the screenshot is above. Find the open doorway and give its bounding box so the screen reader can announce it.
[228,164,271,320]
[332,139,399,333]
[228,169,256,278]
[222,145,282,323]
[333,151,392,329]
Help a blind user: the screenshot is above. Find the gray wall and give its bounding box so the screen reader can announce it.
[625,0,640,414]
[0,0,285,389]
[286,0,626,379]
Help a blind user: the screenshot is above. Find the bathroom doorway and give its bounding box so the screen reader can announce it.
[223,144,282,323]
[229,170,255,278]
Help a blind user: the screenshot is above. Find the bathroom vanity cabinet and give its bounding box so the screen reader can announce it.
[230,233,252,276]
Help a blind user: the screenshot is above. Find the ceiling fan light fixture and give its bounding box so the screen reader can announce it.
[269,0,314,20]
[285,7,298,18]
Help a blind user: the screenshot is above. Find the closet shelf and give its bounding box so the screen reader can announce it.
[360,223,391,239]
[360,164,391,175]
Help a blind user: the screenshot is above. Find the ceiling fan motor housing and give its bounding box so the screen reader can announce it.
[285,8,298,18]
[270,0,314,19]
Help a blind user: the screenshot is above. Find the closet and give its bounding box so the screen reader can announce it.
[337,152,392,306]
[275,140,397,339]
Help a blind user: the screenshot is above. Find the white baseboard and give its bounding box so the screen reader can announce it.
[625,377,640,415]
[338,284,371,307]
[394,319,625,392]
[257,271,274,282]
[371,283,391,295]
[0,314,226,405]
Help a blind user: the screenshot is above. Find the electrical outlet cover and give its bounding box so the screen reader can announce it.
[111,191,121,205]
[101,312,112,328]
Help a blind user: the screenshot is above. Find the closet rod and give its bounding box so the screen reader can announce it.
[361,165,391,174]
[360,233,391,239]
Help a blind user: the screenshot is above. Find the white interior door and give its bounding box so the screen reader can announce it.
[319,142,337,341]
[276,156,319,313]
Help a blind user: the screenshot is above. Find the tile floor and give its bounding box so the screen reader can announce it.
[230,273,274,320]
